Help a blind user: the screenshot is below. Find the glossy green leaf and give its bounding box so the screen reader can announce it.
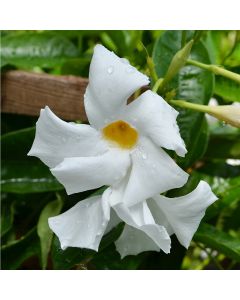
[1,228,40,269]
[204,31,239,66]
[37,196,63,269]
[1,160,63,194]
[1,127,64,193]
[51,222,124,269]
[1,127,36,160]
[194,223,240,262]
[1,32,80,69]
[1,197,14,236]
[205,127,240,159]
[214,74,240,103]
[153,30,214,167]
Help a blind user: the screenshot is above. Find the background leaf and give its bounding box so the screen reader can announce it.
[153,30,214,168]
[1,228,40,269]
[37,195,63,269]
[194,223,240,263]
[1,127,63,193]
[1,32,80,69]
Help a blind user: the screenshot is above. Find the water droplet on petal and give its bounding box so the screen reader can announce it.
[126,66,135,74]
[52,219,60,225]
[107,66,114,74]
[142,153,147,160]
[120,58,129,65]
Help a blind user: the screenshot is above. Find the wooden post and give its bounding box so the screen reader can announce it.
[1,71,89,121]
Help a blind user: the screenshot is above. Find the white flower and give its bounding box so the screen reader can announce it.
[28,45,217,257]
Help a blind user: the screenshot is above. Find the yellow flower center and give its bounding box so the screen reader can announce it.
[102,120,138,149]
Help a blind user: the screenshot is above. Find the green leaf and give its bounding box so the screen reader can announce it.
[1,32,80,69]
[37,196,63,269]
[153,30,214,167]
[204,31,239,66]
[1,228,40,269]
[1,127,63,193]
[51,222,124,269]
[1,196,14,236]
[214,74,240,103]
[205,127,240,159]
[1,160,63,193]
[1,127,36,160]
[194,223,240,262]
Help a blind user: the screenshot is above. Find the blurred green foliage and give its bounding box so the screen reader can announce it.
[1,30,240,270]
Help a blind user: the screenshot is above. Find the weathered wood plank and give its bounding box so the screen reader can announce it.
[1,71,89,121]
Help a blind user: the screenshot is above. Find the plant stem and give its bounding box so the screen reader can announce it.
[152,78,164,93]
[147,56,158,84]
[187,59,240,84]
[170,100,211,113]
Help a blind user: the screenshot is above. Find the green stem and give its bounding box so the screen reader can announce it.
[147,56,158,84]
[170,100,212,114]
[152,78,164,93]
[187,59,240,84]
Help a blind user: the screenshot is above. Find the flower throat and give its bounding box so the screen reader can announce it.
[102,120,138,149]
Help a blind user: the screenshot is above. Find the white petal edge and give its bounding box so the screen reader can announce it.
[151,180,218,248]
[121,136,189,207]
[28,106,107,168]
[123,90,187,157]
[113,201,171,258]
[51,148,131,195]
[48,189,110,251]
[84,44,149,129]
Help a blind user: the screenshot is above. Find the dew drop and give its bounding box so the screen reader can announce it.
[107,66,114,74]
[142,153,147,160]
[126,66,135,74]
[120,58,129,65]
[52,219,60,225]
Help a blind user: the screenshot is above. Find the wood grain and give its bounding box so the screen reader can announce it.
[1,71,89,121]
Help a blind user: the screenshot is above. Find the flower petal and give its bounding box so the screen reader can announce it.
[115,225,160,258]
[51,148,131,195]
[28,106,107,168]
[113,201,171,258]
[151,181,218,248]
[84,44,149,129]
[121,137,189,206]
[104,209,122,235]
[48,190,110,251]
[123,90,187,157]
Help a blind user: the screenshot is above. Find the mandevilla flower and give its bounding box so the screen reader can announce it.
[28,45,217,257]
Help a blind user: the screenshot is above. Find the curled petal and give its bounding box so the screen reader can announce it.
[151,181,218,248]
[121,137,189,207]
[48,190,110,251]
[113,201,171,258]
[84,44,149,128]
[123,90,187,157]
[28,106,107,168]
[51,148,131,195]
